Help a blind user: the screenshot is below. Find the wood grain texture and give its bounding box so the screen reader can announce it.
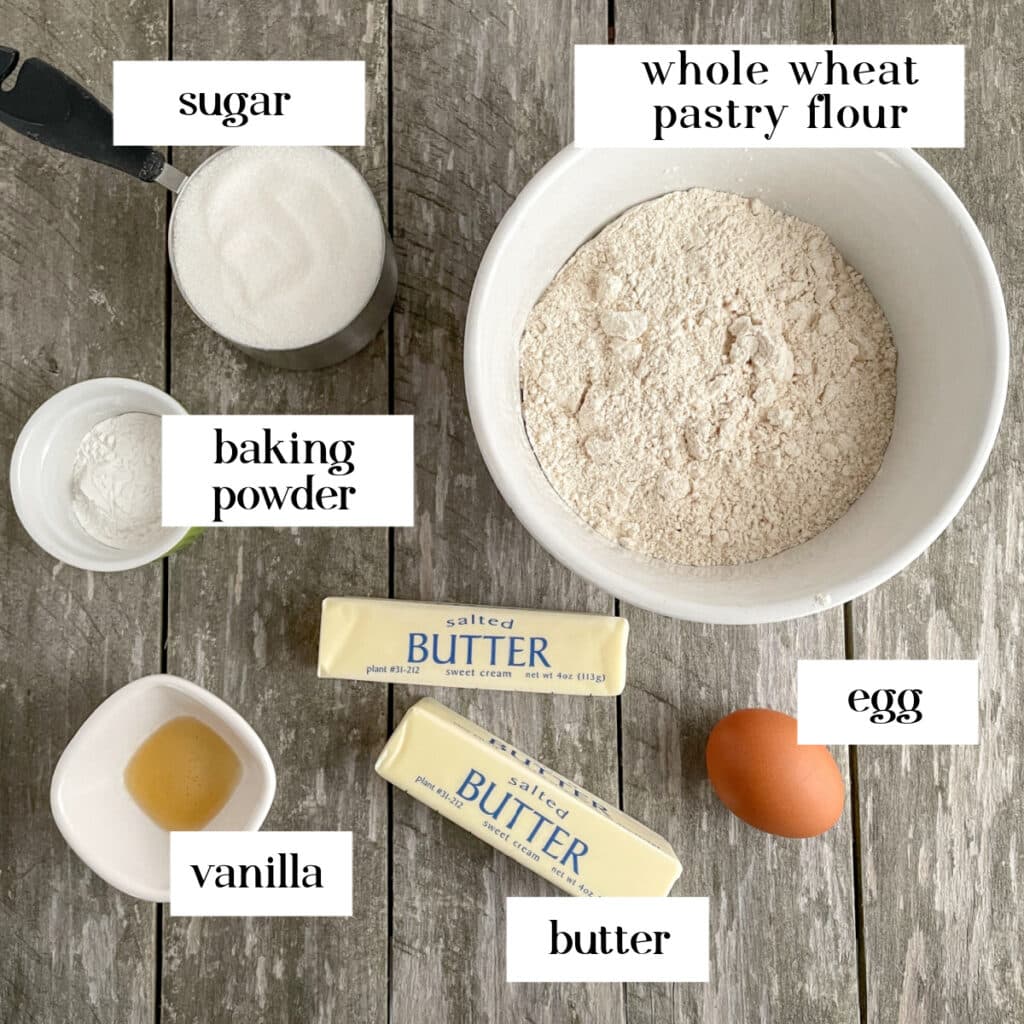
[839,2,1024,1020]
[1,1,1021,1022]
[389,1,621,1021]
[0,4,166,1023]
[615,2,860,1021]
[159,2,391,1022]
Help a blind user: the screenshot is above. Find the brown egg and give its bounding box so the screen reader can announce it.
[706,708,844,838]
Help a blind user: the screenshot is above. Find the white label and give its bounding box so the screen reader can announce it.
[113,61,365,146]
[797,660,979,745]
[506,897,709,983]
[574,45,964,148]
[169,831,353,917]
[161,415,414,528]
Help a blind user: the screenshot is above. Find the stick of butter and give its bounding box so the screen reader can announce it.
[318,597,627,696]
[376,697,681,897]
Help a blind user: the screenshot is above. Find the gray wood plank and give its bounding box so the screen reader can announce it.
[0,4,167,1023]
[389,2,623,1021]
[839,2,1024,1020]
[615,2,861,1021]
[160,3,391,1022]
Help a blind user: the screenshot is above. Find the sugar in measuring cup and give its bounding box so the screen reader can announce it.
[0,49,396,370]
[168,146,397,369]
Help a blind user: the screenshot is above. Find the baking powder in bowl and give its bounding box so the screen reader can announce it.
[170,147,385,351]
[71,412,166,550]
[520,189,897,566]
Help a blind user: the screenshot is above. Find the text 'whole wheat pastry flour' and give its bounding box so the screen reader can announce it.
[520,189,897,566]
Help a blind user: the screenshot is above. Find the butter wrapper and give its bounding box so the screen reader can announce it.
[376,697,681,896]
[318,597,627,696]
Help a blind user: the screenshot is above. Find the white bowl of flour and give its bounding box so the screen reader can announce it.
[465,147,1008,623]
[11,378,194,572]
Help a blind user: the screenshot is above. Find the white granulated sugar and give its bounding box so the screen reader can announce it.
[520,189,897,567]
[71,412,169,551]
[171,147,385,351]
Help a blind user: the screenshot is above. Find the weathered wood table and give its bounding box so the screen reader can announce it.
[1,1,1020,1021]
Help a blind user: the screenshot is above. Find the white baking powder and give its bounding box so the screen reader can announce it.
[71,413,166,550]
[520,189,897,566]
[170,147,385,351]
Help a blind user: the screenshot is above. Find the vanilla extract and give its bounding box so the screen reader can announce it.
[125,716,240,831]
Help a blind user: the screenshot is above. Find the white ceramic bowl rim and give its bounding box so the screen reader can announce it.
[464,146,1009,624]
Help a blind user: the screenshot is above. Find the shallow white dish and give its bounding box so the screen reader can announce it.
[10,377,192,572]
[465,147,1009,624]
[50,674,276,902]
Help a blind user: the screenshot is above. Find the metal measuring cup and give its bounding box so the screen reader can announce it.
[0,47,395,370]
[166,148,397,370]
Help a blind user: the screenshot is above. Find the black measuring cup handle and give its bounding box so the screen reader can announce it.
[0,46,166,182]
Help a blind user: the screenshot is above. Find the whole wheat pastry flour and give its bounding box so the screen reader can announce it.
[520,188,897,566]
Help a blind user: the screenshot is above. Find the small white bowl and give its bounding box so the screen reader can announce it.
[50,674,276,902]
[465,147,1009,624]
[10,377,194,571]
